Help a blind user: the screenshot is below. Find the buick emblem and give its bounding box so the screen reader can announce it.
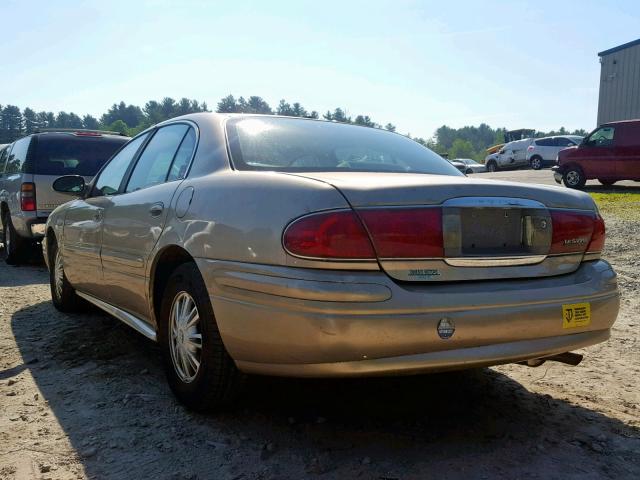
[437,317,455,339]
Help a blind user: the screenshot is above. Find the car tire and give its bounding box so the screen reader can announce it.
[598,179,616,186]
[49,238,84,312]
[486,161,498,172]
[529,156,543,170]
[465,168,473,174]
[158,262,242,411]
[2,213,26,265]
[563,166,586,189]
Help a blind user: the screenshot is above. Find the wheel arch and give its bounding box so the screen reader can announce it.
[149,245,198,327]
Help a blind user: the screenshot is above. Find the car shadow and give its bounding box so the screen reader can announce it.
[8,299,640,479]
[0,245,48,287]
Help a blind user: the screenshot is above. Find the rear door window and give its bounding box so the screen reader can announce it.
[125,124,189,192]
[555,137,573,147]
[34,135,128,176]
[5,137,31,174]
[535,138,554,147]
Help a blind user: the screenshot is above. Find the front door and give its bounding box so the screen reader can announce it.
[63,133,151,300]
[577,126,616,179]
[99,124,197,320]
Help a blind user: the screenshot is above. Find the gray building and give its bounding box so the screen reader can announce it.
[597,38,640,125]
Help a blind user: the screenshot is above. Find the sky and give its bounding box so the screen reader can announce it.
[1,0,639,138]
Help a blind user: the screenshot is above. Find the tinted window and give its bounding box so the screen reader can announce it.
[126,124,189,192]
[5,137,31,174]
[94,133,150,196]
[33,135,128,176]
[0,146,9,173]
[555,137,573,147]
[587,127,615,147]
[226,117,462,176]
[167,127,196,182]
[535,138,554,147]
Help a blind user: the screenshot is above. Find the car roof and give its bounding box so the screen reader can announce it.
[601,118,640,127]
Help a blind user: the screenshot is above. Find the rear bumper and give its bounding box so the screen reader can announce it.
[10,212,48,239]
[197,259,620,377]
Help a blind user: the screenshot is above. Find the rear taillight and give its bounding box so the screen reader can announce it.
[358,207,444,258]
[283,210,375,259]
[586,213,605,253]
[550,210,602,254]
[20,182,36,211]
[527,145,534,151]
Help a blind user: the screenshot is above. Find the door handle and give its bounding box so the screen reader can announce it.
[149,203,164,217]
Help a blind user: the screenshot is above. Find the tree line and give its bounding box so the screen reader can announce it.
[0,96,587,162]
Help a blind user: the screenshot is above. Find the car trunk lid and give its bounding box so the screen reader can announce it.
[284,172,599,281]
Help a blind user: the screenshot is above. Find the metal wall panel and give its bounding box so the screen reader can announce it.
[597,43,640,125]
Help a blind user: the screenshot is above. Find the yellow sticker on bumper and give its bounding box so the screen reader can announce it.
[562,302,591,329]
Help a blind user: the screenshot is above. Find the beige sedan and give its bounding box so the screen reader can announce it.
[43,113,619,411]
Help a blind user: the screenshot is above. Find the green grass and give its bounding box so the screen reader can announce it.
[590,192,640,220]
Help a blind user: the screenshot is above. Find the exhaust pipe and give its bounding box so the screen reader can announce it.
[519,352,584,367]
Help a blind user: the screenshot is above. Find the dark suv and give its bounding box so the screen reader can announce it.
[0,130,129,263]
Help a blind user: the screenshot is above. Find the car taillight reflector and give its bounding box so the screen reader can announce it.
[358,207,444,258]
[20,182,36,211]
[587,213,605,253]
[549,210,600,254]
[283,210,375,259]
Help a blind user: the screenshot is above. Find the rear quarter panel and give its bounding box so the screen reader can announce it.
[154,170,356,268]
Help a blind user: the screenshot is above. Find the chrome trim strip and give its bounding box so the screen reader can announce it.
[444,255,547,267]
[583,252,602,262]
[442,197,546,209]
[215,270,391,302]
[76,291,157,341]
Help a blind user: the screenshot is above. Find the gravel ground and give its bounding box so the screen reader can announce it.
[1,213,639,480]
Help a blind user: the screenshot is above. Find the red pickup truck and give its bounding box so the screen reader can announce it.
[553,119,640,189]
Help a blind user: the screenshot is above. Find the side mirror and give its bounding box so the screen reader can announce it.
[53,175,86,195]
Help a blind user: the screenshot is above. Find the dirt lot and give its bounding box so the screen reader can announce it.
[1,198,639,479]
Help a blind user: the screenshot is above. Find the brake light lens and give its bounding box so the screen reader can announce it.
[527,145,534,151]
[283,210,375,259]
[550,210,602,254]
[358,207,444,258]
[587,213,605,253]
[20,183,36,211]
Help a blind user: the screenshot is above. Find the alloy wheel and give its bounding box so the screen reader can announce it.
[169,291,203,383]
[54,248,65,301]
[565,170,580,186]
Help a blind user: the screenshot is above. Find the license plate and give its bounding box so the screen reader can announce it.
[562,302,591,329]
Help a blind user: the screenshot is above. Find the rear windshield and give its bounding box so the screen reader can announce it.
[226,116,462,176]
[33,135,129,176]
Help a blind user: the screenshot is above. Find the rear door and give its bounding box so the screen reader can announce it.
[62,134,151,298]
[99,123,197,320]
[31,134,128,216]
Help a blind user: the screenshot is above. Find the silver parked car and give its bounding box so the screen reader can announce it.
[526,135,584,170]
[0,130,129,263]
[44,113,619,411]
[455,158,486,174]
